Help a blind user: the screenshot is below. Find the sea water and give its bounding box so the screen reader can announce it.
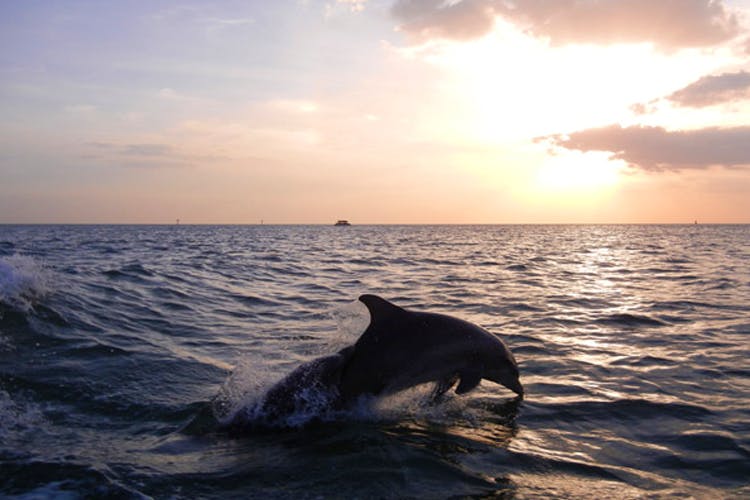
[1,224,748,498]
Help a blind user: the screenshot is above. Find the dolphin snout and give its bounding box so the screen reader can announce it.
[487,367,524,397]
[505,378,524,397]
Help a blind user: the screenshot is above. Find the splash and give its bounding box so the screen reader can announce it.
[211,359,277,426]
[213,299,373,428]
[213,354,348,429]
[212,299,386,428]
[0,255,53,312]
[229,382,343,429]
[325,298,370,351]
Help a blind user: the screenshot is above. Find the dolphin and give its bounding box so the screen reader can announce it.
[232,294,522,427]
[339,295,523,400]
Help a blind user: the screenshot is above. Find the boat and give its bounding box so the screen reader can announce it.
[334,220,351,226]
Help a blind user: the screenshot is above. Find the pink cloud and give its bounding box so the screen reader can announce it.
[391,0,741,49]
[666,70,750,107]
[541,124,750,171]
[391,0,497,41]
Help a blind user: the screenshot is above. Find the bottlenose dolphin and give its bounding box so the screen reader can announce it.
[339,295,523,400]
[234,295,522,426]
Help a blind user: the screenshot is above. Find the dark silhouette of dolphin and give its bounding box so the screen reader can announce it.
[339,295,523,400]
[234,294,523,426]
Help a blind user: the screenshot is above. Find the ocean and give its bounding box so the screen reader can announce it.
[1,224,748,498]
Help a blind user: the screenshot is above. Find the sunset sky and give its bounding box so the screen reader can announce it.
[2,0,750,224]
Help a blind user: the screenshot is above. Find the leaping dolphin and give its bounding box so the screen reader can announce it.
[230,294,523,427]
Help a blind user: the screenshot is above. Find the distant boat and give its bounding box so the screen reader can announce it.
[334,220,351,226]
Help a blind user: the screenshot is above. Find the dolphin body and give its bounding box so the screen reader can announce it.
[234,295,522,426]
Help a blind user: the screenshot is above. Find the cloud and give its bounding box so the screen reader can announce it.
[120,143,173,157]
[499,0,740,49]
[81,142,216,168]
[325,0,368,18]
[541,124,750,171]
[337,0,367,12]
[630,70,750,114]
[391,0,741,49]
[158,88,184,100]
[266,99,319,113]
[391,0,497,41]
[628,101,655,116]
[666,70,750,107]
[87,142,173,157]
[205,17,254,27]
[64,104,98,115]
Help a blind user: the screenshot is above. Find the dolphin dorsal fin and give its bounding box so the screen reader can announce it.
[358,294,407,326]
[356,295,408,347]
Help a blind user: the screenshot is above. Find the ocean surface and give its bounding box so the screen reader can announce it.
[1,224,748,499]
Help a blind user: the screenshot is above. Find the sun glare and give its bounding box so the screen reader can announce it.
[534,151,622,192]
[421,20,735,143]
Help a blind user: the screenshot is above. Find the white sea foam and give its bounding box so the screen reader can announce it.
[0,255,53,311]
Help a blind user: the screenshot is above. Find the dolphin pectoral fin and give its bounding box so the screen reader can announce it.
[431,374,459,401]
[455,370,482,394]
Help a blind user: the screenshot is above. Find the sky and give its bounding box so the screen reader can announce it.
[1,0,750,224]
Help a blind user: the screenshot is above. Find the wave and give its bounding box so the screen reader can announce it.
[0,460,145,498]
[527,398,712,422]
[0,389,47,444]
[0,255,54,312]
[596,313,668,328]
[102,263,156,282]
[651,300,714,311]
[550,297,613,309]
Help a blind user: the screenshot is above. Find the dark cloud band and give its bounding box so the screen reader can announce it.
[541,124,750,171]
[391,0,740,49]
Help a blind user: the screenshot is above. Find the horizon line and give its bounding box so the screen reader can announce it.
[1,222,748,226]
